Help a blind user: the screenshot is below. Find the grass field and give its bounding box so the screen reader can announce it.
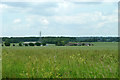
[2,42,118,78]
[0,46,2,79]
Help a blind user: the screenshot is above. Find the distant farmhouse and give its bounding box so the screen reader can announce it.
[23,42,36,44]
[23,41,43,46]
[65,42,94,46]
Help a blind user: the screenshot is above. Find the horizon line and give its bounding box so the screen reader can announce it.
[0,35,119,37]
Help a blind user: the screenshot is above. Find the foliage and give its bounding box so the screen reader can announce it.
[24,44,28,46]
[13,44,15,46]
[82,43,85,46]
[4,39,10,46]
[2,37,119,44]
[56,41,65,46]
[19,42,22,46]
[35,42,41,46]
[42,42,46,46]
[29,43,35,46]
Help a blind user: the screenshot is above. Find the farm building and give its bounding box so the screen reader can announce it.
[23,42,36,44]
[65,42,94,46]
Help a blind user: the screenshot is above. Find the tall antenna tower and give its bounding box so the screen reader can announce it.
[39,31,42,43]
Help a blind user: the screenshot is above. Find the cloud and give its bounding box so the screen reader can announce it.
[52,11,117,25]
[1,0,119,2]
[0,4,9,8]
[1,2,58,16]
[0,3,11,13]
[40,18,49,25]
[1,1,118,37]
[13,19,21,23]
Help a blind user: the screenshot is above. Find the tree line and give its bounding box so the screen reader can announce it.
[2,40,46,46]
[1,37,119,46]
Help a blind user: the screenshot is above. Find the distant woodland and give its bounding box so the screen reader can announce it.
[1,37,119,44]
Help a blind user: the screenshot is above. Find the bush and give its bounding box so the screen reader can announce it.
[56,42,61,46]
[61,41,65,46]
[4,40,10,46]
[13,44,15,46]
[56,41,65,46]
[4,43,10,46]
[35,42,41,46]
[29,43,35,46]
[19,42,22,46]
[42,42,46,46]
[24,44,28,46]
[82,43,85,46]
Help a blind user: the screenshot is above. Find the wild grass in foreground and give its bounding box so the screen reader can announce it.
[2,42,118,78]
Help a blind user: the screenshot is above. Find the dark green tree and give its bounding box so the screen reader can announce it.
[13,44,15,46]
[42,42,46,46]
[4,39,10,46]
[29,43,35,46]
[19,42,22,46]
[24,44,28,46]
[35,42,41,46]
[61,41,65,46]
[82,43,85,46]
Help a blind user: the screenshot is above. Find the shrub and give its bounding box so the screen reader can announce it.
[35,42,41,46]
[42,42,46,46]
[4,40,10,46]
[29,43,35,46]
[56,41,65,46]
[82,43,85,46]
[61,41,65,46]
[24,44,28,46]
[19,42,22,46]
[13,44,15,46]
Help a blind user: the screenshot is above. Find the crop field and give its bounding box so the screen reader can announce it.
[2,42,118,78]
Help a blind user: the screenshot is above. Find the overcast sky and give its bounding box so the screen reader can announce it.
[0,0,118,37]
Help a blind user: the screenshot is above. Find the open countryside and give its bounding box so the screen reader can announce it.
[2,41,118,78]
[1,1,119,79]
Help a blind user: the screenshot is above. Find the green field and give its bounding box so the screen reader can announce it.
[0,60,1,79]
[2,42,118,78]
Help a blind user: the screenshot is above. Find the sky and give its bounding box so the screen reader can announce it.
[0,0,119,37]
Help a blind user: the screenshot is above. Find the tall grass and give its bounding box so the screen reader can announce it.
[2,42,118,78]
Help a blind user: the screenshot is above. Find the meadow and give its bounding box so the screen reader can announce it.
[0,46,2,79]
[2,42,118,78]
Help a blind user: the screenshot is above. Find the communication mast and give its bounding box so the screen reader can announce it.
[39,31,42,43]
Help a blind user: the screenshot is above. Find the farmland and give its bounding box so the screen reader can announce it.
[2,42,118,78]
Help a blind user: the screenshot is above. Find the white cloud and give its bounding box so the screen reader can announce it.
[52,12,100,24]
[51,11,117,29]
[0,4,9,13]
[1,0,119,2]
[0,4,9,9]
[39,18,49,25]
[13,19,21,23]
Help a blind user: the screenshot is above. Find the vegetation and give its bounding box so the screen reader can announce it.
[29,43,35,46]
[42,42,46,46]
[13,44,15,46]
[0,47,1,79]
[2,42,118,78]
[56,41,66,46]
[4,39,10,46]
[19,42,22,46]
[35,42,41,46]
[2,37,119,44]
[24,44,28,46]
